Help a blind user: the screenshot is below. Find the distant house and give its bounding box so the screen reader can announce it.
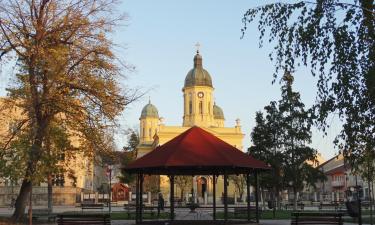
[315,154,371,202]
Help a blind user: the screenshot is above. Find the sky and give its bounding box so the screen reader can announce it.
[0,0,343,159]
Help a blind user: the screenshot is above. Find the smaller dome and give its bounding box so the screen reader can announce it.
[213,103,224,120]
[140,100,159,119]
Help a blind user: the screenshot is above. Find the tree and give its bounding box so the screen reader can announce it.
[0,0,138,222]
[174,176,192,201]
[119,129,139,185]
[228,175,246,202]
[278,73,323,210]
[250,73,325,210]
[249,106,284,211]
[242,0,374,190]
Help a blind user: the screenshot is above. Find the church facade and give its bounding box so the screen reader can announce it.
[137,50,245,203]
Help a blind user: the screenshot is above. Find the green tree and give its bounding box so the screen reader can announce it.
[278,73,323,210]
[0,0,138,222]
[248,107,284,211]
[242,0,374,198]
[119,129,139,185]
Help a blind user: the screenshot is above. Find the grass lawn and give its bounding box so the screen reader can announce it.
[215,210,293,220]
[110,212,170,220]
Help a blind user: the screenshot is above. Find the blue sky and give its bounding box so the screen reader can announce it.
[0,0,342,159]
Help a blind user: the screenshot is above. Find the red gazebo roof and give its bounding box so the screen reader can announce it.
[126,126,270,175]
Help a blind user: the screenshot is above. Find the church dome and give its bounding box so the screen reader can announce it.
[140,101,159,119]
[184,51,213,88]
[213,103,224,120]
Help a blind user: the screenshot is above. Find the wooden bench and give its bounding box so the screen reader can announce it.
[319,202,342,211]
[284,202,305,210]
[81,203,104,211]
[31,208,56,222]
[123,204,155,218]
[291,212,344,225]
[57,214,110,225]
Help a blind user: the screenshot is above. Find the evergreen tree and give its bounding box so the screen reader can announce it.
[119,129,139,185]
[249,105,283,211]
[250,73,325,211]
[278,73,324,210]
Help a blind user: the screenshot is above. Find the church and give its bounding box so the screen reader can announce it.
[136,49,245,203]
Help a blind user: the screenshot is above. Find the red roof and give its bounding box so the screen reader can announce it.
[126,126,269,175]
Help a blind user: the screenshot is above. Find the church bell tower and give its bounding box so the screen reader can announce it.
[182,46,215,127]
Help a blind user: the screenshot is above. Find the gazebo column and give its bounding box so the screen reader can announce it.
[224,172,228,222]
[140,173,144,223]
[246,173,250,222]
[135,174,140,224]
[213,174,216,221]
[170,175,175,221]
[255,170,259,223]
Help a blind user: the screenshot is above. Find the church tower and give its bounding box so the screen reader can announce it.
[182,49,215,127]
[139,100,159,142]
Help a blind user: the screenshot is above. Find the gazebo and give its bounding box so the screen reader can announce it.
[125,126,270,224]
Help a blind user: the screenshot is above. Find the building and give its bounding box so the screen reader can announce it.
[136,49,245,204]
[0,98,107,206]
[315,154,372,202]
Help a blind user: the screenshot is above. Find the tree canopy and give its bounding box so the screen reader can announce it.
[0,0,138,221]
[249,73,325,210]
[242,0,374,170]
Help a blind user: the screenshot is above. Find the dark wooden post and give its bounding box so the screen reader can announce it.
[135,174,139,224]
[213,175,216,221]
[224,172,228,222]
[140,174,144,223]
[170,175,175,221]
[255,170,259,223]
[246,173,250,222]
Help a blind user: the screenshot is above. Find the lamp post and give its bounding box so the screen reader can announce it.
[107,165,113,213]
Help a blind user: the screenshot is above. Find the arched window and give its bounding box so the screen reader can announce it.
[208,101,211,114]
[189,93,193,114]
[149,128,152,138]
[199,101,203,114]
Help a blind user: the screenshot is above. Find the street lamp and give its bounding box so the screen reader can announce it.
[106,165,113,213]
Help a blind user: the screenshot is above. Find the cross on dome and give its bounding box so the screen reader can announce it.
[195,42,200,53]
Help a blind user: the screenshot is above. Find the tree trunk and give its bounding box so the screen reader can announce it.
[261,188,265,210]
[11,119,48,222]
[48,174,53,214]
[368,178,373,225]
[11,179,32,222]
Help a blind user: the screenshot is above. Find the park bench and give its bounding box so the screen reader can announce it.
[80,203,104,211]
[284,202,304,210]
[57,214,110,225]
[319,202,342,211]
[123,204,155,218]
[291,211,344,225]
[361,201,370,209]
[31,208,56,222]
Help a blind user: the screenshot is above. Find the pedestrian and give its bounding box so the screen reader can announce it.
[158,192,164,210]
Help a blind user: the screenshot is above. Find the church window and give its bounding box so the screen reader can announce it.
[149,128,152,138]
[143,128,145,138]
[189,93,192,114]
[208,101,211,114]
[199,101,203,114]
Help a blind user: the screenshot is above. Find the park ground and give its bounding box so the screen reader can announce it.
[0,205,373,225]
